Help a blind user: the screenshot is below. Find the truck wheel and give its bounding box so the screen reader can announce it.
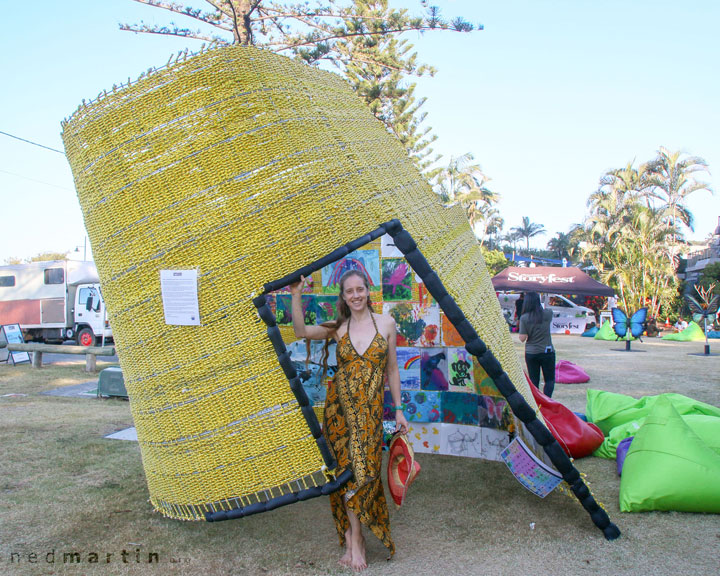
[77,328,96,347]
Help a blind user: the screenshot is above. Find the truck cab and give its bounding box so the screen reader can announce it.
[70,282,112,347]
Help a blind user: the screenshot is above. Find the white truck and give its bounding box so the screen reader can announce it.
[497,292,595,334]
[0,260,112,346]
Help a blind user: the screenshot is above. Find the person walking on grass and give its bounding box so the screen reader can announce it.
[518,291,555,397]
[290,270,408,572]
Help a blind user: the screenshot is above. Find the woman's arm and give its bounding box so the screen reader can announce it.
[289,276,333,341]
[517,314,528,342]
[384,317,409,434]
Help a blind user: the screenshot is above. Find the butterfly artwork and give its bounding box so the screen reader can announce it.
[686,284,720,348]
[686,289,720,327]
[611,307,648,341]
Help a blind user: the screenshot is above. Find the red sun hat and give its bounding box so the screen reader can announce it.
[387,432,421,507]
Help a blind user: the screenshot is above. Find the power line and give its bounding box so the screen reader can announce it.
[0,130,65,154]
[0,168,73,191]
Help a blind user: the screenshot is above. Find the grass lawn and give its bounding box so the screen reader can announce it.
[1,338,719,576]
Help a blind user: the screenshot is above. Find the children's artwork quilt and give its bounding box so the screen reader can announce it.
[441,391,479,425]
[380,233,402,258]
[315,295,337,324]
[276,294,317,325]
[447,347,475,391]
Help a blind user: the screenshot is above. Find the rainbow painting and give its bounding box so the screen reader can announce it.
[396,346,421,389]
[321,249,380,293]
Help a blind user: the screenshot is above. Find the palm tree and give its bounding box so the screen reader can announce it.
[546,232,572,260]
[474,205,504,247]
[582,162,654,270]
[434,153,499,231]
[644,147,713,239]
[599,205,677,318]
[435,153,496,201]
[511,216,545,251]
[578,163,681,318]
[502,230,522,252]
[586,162,652,226]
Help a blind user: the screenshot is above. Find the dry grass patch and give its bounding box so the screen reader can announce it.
[1,338,719,576]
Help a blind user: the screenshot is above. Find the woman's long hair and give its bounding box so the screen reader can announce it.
[521,291,544,325]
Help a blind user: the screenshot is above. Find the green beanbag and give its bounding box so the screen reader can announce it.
[593,414,720,459]
[593,320,618,341]
[661,321,706,341]
[619,398,720,513]
[586,389,720,435]
[593,419,644,459]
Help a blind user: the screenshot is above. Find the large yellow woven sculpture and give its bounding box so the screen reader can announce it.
[61,45,618,539]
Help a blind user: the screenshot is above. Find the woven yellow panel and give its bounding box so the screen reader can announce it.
[62,45,538,520]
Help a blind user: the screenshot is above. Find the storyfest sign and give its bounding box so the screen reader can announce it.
[490,266,615,335]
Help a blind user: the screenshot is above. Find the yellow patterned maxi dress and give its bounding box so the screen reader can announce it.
[323,314,395,556]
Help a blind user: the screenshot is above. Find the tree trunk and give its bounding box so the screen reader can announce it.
[229,0,255,45]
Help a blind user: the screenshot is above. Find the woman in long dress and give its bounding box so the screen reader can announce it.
[290,270,408,572]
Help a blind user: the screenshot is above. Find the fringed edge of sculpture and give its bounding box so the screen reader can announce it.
[208,218,621,540]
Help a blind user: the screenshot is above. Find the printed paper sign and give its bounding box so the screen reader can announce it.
[160,270,200,325]
[380,233,402,257]
[551,316,588,334]
[501,437,563,497]
[1,324,30,364]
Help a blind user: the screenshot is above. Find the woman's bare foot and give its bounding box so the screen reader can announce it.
[339,528,353,567]
[350,534,366,572]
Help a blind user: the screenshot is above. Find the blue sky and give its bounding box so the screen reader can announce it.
[1,0,718,262]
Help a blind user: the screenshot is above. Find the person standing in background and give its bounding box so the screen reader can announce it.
[518,291,555,397]
[607,294,618,311]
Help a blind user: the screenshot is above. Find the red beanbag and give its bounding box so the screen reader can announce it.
[555,360,590,384]
[528,377,604,458]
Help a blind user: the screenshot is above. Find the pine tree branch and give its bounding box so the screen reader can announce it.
[119,23,228,43]
[266,23,468,51]
[262,5,433,25]
[126,0,225,27]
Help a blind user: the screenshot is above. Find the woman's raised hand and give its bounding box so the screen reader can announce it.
[289,275,309,296]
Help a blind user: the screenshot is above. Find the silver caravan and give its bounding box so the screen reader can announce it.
[0,260,112,346]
